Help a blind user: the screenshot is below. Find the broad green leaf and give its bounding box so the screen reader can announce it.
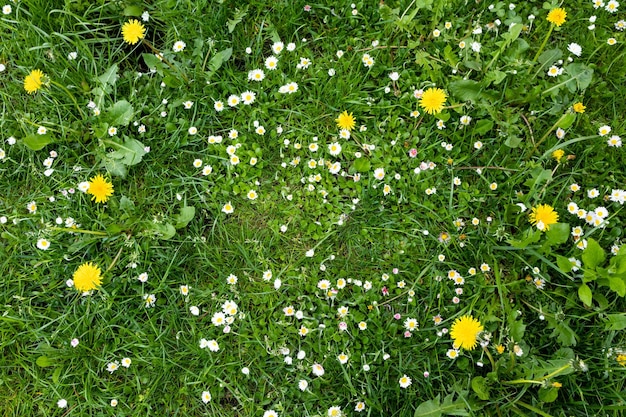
[162,74,183,88]
[556,113,576,129]
[123,5,142,16]
[539,387,559,403]
[556,255,573,273]
[582,238,605,270]
[98,64,119,86]
[471,376,490,400]
[474,119,494,135]
[119,195,135,212]
[23,133,53,151]
[565,63,594,92]
[504,135,522,148]
[578,283,593,306]
[353,158,371,173]
[206,48,233,79]
[106,100,134,126]
[108,138,147,166]
[607,276,626,297]
[102,156,128,178]
[142,53,161,70]
[414,393,468,417]
[538,49,563,66]
[510,319,526,341]
[545,223,570,246]
[147,223,176,240]
[448,79,484,103]
[175,206,195,229]
[36,356,55,367]
[604,313,626,331]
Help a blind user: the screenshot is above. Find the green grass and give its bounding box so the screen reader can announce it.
[1,0,626,416]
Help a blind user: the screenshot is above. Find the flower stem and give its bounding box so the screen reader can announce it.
[532,24,554,64]
[50,81,85,118]
[50,226,108,236]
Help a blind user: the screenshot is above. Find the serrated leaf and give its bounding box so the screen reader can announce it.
[98,64,119,86]
[414,394,468,417]
[36,356,54,367]
[106,100,134,126]
[147,223,176,240]
[582,238,605,270]
[175,206,195,229]
[23,134,53,151]
[119,195,135,212]
[578,283,593,306]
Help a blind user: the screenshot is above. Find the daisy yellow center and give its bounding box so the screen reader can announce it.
[547,8,567,27]
[528,204,559,231]
[24,69,45,94]
[419,88,447,115]
[335,111,356,131]
[73,262,102,292]
[122,19,146,45]
[450,315,484,350]
[87,174,114,203]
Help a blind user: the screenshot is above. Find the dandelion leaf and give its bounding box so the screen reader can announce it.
[604,313,626,331]
[98,64,119,86]
[545,223,569,246]
[565,63,594,93]
[123,5,142,16]
[471,376,491,400]
[106,100,134,127]
[414,393,468,417]
[206,48,233,80]
[175,206,195,229]
[539,387,559,403]
[23,133,53,151]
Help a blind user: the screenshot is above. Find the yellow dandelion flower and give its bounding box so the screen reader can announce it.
[528,204,559,231]
[617,354,626,367]
[547,8,567,27]
[24,69,46,94]
[87,174,114,203]
[122,19,146,45]
[335,111,356,131]
[495,344,505,354]
[419,87,447,115]
[572,102,586,113]
[552,149,565,163]
[450,315,484,350]
[73,262,102,292]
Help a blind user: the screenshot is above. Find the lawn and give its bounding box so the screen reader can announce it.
[0,0,625,416]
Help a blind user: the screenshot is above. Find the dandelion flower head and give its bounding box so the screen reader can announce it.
[529,204,559,231]
[122,19,146,45]
[419,88,447,115]
[450,315,484,350]
[87,174,114,203]
[24,69,45,94]
[335,111,356,131]
[547,8,567,26]
[73,262,102,292]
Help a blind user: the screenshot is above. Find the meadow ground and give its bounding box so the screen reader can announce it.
[1,0,625,416]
